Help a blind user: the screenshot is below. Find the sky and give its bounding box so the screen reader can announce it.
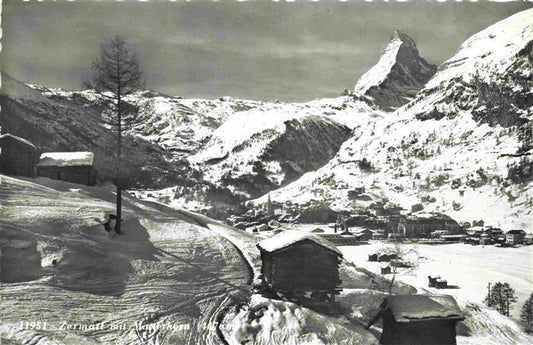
[2,1,532,102]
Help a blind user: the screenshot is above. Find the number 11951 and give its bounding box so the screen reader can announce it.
[19,321,47,330]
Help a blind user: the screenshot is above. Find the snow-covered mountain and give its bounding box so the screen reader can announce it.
[255,9,533,231]
[188,100,361,199]
[353,30,437,111]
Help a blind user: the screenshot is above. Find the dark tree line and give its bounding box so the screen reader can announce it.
[521,292,533,333]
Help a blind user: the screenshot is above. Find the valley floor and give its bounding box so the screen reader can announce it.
[340,242,533,344]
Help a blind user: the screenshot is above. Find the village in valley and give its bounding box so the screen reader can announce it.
[1,3,533,345]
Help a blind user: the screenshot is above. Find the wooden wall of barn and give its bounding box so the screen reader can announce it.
[381,313,459,345]
[263,241,340,292]
[0,139,35,177]
[37,166,96,186]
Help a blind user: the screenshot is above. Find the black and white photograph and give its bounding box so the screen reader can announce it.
[1,1,532,344]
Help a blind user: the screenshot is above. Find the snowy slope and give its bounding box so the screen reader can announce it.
[0,174,250,345]
[409,8,533,127]
[353,30,436,110]
[188,99,369,198]
[0,73,192,189]
[253,9,533,231]
[26,83,263,158]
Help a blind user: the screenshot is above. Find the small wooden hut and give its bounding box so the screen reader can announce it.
[428,275,440,287]
[0,133,36,177]
[374,295,464,345]
[257,230,343,304]
[37,152,96,185]
[435,278,448,289]
[381,265,392,275]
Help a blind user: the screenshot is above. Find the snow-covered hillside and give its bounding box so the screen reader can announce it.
[0,73,192,189]
[353,30,436,110]
[189,100,360,198]
[254,9,533,231]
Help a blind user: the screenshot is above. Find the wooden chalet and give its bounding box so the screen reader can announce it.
[354,229,374,241]
[371,295,464,345]
[398,214,461,238]
[257,230,343,304]
[0,133,36,177]
[37,152,96,186]
[506,229,526,245]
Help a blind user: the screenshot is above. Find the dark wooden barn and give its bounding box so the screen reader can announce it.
[372,295,464,345]
[257,230,343,304]
[0,133,36,177]
[381,265,392,275]
[36,152,96,186]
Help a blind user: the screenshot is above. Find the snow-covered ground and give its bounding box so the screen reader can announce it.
[0,175,250,345]
[340,241,533,345]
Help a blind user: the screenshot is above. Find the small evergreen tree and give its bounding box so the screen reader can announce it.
[520,292,533,332]
[485,282,517,316]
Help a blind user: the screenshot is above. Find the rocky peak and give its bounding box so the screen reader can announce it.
[353,31,436,111]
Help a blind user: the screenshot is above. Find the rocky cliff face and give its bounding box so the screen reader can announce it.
[353,30,437,111]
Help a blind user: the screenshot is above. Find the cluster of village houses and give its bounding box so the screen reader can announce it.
[0,133,96,185]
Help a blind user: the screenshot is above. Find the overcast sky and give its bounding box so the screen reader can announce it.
[2,1,531,102]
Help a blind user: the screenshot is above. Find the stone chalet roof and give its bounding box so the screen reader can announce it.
[37,152,94,167]
[257,230,343,257]
[506,229,526,235]
[0,133,36,149]
[381,295,464,323]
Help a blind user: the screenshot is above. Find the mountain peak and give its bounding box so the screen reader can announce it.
[392,30,416,47]
[353,31,436,111]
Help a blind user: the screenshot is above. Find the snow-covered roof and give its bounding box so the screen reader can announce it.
[257,230,343,256]
[0,133,36,149]
[382,295,464,322]
[506,229,526,235]
[37,152,95,167]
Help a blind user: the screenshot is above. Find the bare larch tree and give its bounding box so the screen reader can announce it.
[86,35,144,234]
